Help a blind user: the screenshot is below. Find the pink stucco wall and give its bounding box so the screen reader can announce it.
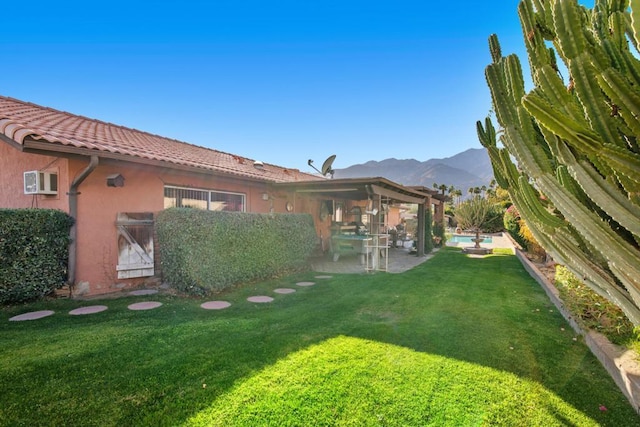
[0,144,310,297]
[0,142,69,211]
[1,143,379,297]
[69,158,285,295]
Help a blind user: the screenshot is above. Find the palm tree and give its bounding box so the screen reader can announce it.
[453,189,463,205]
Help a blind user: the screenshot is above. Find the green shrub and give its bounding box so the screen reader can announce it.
[0,209,74,304]
[555,265,637,346]
[156,208,318,296]
[432,220,446,247]
[503,205,527,248]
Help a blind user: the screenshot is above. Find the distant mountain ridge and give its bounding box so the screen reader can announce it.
[333,148,494,192]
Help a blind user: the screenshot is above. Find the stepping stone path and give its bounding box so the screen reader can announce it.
[295,281,315,287]
[9,310,55,321]
[128,301,162,310]
[7,277,334,321]
[247,296,274,303]
[200,301,232,310]
[69,305,108,315]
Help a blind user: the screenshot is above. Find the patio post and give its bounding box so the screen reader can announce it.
[417,202,425,257]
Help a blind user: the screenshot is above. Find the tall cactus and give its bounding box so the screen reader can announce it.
[478,0,640,324]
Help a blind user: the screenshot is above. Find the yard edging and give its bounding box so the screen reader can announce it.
[514,248,640,414]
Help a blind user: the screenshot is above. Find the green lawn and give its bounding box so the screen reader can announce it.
[1,247,637,426]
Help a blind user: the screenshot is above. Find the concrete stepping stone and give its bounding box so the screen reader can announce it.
[129,289,158,296]
[273,288,296,294]
[69,305,108,315]
[315,275,333,279]
[200,301,232,310]
[247,296,274,303]
[9,310,55,321]
[128,301,162,310]
[295,281,315,287]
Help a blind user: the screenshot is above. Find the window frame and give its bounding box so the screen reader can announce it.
[164,185,246,212]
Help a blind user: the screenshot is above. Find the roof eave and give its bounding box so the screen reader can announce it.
[19,138,288,184]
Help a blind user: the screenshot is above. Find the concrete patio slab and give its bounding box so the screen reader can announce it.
[309,246,435,274]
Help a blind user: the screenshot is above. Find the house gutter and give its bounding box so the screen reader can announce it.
[68,155,99,286]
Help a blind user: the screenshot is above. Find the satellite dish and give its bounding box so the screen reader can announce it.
[321,155,336,177]
[307,154,337,177]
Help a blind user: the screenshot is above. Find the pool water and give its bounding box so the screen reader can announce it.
[449,234,493,244]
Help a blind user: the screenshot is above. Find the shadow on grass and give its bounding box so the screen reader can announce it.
[0,247,636,425]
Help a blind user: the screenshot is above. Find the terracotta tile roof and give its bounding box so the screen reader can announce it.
[0,95,323,183]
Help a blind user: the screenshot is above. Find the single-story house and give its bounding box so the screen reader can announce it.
[0,95,442,297]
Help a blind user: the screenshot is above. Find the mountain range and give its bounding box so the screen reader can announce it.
[333,148,494,192]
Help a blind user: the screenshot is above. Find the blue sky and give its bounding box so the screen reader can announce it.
[3,1,537,172]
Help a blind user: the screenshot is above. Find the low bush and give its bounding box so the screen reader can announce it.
[503,206,528,249]
[432,220,446,247]
[156,208,317,296]
[554,265,637,346]
[0,209,74,304]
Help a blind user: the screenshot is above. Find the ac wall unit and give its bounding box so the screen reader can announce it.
[23,171,58,195]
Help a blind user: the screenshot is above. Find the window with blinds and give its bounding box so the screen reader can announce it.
[164,186,245,212]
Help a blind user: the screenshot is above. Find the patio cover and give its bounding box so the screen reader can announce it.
[275,176,431,201]
[273,177,433,256]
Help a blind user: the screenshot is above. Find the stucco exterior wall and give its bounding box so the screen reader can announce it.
[0,142,69,211]
[0,144,311,297]
[2,143,400,298]
[69,158,297,295]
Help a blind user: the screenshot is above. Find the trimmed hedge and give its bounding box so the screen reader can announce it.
[156,208,318,296]
[0,209,74,304]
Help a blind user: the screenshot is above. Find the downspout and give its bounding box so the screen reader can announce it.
[68,155,99,286]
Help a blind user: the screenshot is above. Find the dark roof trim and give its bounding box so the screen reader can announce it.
[274,176,430,204]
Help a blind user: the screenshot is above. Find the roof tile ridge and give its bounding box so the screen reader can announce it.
[1,95,324,180]
[0,95,234,157]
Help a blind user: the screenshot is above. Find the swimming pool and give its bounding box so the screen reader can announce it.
[448,234,493,244]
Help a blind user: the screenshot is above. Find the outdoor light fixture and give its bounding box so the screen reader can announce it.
[106,174,125,187]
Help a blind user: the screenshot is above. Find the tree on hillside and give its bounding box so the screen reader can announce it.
[478,0,640,324]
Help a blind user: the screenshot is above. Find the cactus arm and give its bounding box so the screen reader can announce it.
[537,174,640,295]
[523,91,640,185]
[553,1,622,146]
[480,0,640,324]
[552,139,640,236]
[630,0,640,51]
[596,68,640,137]
[485,54,553,177]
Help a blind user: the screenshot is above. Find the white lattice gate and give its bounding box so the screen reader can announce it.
[116,212,154,279]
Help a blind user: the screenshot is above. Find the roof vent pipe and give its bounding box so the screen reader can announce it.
[68,155,99,288]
